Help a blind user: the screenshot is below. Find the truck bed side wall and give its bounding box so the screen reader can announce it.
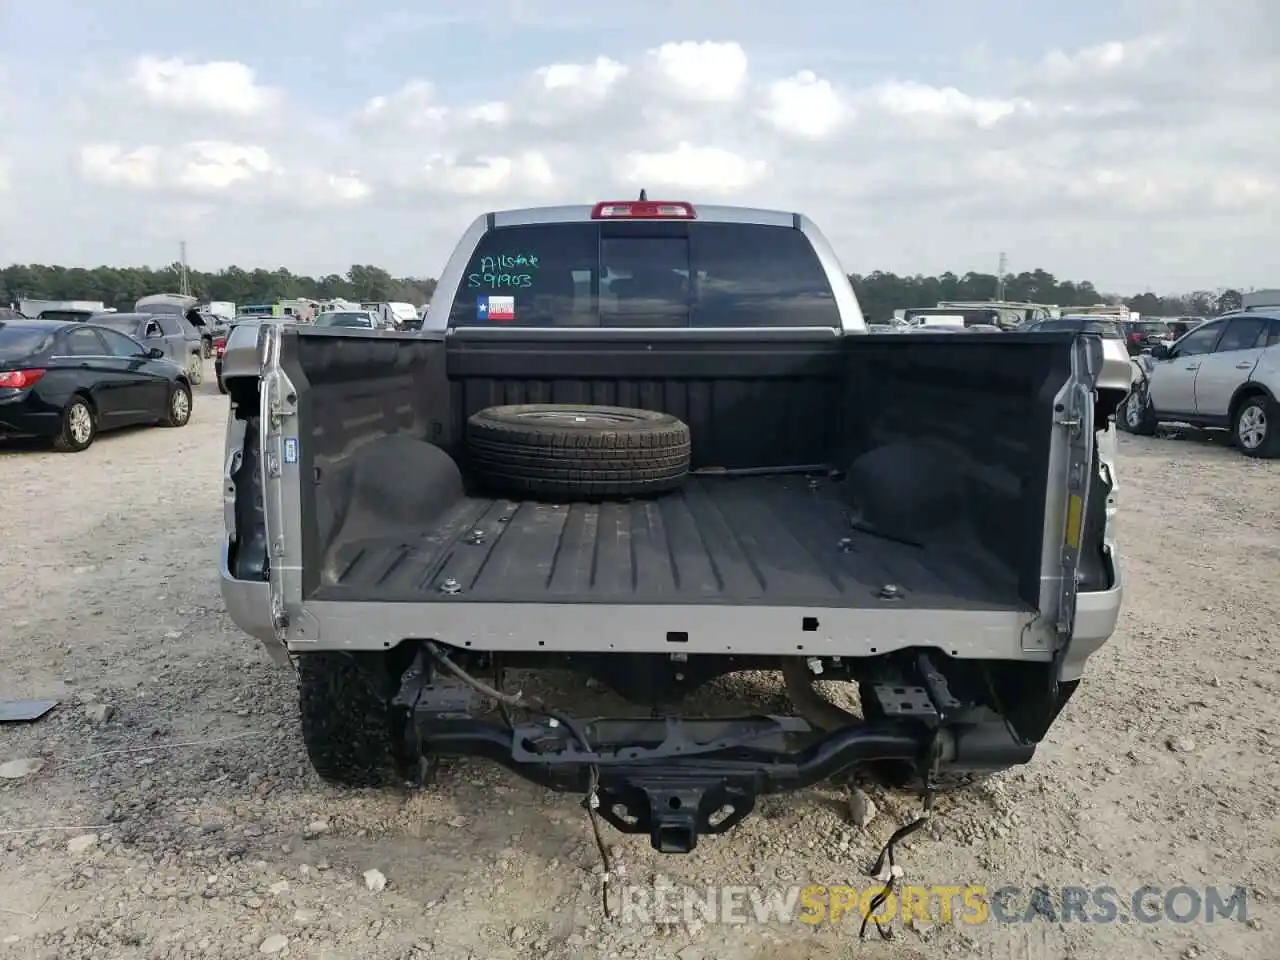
[281,333,451,598]
[280,329,1074,608]
[842,334,1070,608]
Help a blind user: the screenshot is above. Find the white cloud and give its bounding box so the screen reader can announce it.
[1034,36,1171,85]
[617,144,767,194]
[75,141,366,207]
[466,102,510,125]
[642,42,749,103]
[129,56,280,117]
[521,57,630,126]
[863,80,1029,128]
[1062,168,1190,215]
[400,151,557,197]
[305,173,372,205]
[175,142,276,192]
[535,56,628,96]
[758,71,845,139]
[359,80,449,130]
[1211,174,1279,209]
[79,144,163,189]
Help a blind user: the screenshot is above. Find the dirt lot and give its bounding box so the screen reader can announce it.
[1,373,1278,960]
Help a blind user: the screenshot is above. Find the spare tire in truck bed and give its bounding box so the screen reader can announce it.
[465,403,691,499]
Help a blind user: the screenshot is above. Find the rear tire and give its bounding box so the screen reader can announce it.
[187,354,204,386]
[53,397,96,452]
[298,652,410,788]
[163,381,192,427]
[1120,389,1157,436]
[466,403,691,500]
[1232,394,1280,459]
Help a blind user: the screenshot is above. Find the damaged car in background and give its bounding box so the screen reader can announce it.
[219,198,1128,856]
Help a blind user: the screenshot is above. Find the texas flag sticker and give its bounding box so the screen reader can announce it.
[477,295,516,321]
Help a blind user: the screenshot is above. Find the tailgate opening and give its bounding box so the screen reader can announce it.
[279,328,1074,619]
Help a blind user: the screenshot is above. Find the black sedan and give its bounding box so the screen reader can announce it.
[0,320,193,452]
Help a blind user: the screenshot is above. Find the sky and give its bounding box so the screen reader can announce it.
[1,0,1277,293]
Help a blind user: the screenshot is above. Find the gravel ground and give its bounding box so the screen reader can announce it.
[1,371,1278,960]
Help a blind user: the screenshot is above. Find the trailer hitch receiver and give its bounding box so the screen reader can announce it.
[594,776,757,853]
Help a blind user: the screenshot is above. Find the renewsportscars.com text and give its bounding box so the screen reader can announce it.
[616,883,1250,926]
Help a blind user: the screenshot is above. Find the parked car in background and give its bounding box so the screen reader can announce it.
[1024,315,1137,393]
[195,312,230,358]
[1120,310,1280,457]
[200,300,237,323]
[134,294,209,377]
[0,319,192,451]
[19,299,107,319]
[1024,315,1126,340]
[90,312,204,385]
[902,307,1002,329]
[1121,319,1173,356]
[34,308,97,323]
[214,332,229,394]
[359,301,418,329]
[1165,318,1203,341]
[314,310,380,329]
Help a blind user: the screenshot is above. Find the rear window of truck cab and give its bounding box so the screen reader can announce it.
[449,221,840,328]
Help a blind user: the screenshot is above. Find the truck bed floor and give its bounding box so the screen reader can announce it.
[318,474,1024,610]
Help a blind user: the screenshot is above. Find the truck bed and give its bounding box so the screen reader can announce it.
[316,473,1024,610]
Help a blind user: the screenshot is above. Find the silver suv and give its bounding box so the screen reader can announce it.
[90,312,204,385]
[1121,310,1280,457]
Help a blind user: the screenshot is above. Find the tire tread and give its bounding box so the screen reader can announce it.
[298,653,406,788]
[465,403,691,499]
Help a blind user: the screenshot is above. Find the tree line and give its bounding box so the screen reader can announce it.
[849,269,1243,321]
[1,261,1243,319]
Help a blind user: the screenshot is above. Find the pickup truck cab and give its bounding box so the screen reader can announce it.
[220,198,1128,853]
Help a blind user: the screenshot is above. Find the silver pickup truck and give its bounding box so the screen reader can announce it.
[220,198,1129,853]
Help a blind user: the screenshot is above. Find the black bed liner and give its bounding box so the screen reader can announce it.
[316,473,1024,609]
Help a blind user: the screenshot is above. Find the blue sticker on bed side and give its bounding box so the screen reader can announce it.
[284,438,298,464]
[476,295,489,319]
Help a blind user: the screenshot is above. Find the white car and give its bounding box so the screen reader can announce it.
[314,310,383,330]
[1120,310,1280,457]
